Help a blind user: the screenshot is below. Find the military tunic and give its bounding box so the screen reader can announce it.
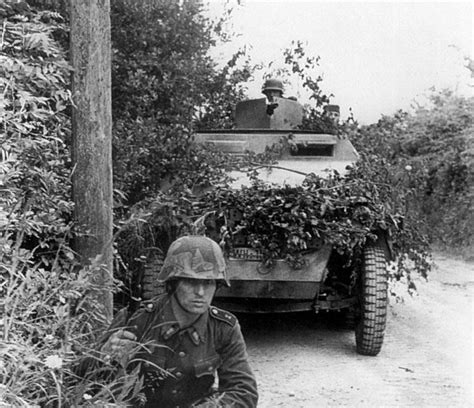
[119,294,257,408]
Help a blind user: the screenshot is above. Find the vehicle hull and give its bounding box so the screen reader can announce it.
[214,246,332,312]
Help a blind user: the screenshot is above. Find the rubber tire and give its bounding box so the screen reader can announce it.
[355,244,388,356]
[344,307,357,330]
[141,255,165,300]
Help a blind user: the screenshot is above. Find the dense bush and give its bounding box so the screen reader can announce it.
[110,0,254,205]
[0,2,72,269]
[406,91,473,250]
[0,3,141,405]
[350,90,474,253]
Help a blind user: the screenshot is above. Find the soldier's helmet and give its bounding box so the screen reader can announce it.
[262,78,284,95]
[157,235,230,286]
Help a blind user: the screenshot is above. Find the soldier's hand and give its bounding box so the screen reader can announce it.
[101,329,137,364]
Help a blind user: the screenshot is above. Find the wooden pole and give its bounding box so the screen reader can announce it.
[70,0,113,322]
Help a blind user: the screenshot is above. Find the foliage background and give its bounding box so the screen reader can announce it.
[349,91,474,254]
[1,0,472,406]
[110,0,254,206]
[0,2,143,406]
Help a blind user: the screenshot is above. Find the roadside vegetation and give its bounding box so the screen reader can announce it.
[1,0,472,405]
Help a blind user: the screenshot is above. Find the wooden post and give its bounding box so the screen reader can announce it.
[70,0,113,322]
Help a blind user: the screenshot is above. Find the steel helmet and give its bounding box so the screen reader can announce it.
[157,235,230,286]
[261,78,284,94]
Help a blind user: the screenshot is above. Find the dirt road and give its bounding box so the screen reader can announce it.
[240,254,473,407]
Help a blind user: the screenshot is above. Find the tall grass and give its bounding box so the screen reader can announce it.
[0,238,143,406]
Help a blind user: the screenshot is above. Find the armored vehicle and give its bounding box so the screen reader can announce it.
[193,80,391,356]
[139,80,391,356]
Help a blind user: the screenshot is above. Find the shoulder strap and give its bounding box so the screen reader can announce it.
[209,306,237,327]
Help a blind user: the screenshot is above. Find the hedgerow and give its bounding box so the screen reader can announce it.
[110,0,254,205]
[0,3,141,405]
[4,0,470,405]
[350,89,474,254]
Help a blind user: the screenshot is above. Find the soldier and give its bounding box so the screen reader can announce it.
[102,235,258,408]
[323,104,341,123]
[261,78,285,102]
[262,78,286,115]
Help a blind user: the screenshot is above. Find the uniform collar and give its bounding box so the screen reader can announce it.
[159,295,208,344]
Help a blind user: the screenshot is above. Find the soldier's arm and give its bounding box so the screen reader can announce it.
[104,302,158,355]
[77,303,154,374]
[75,306,131,375]
[215,320,258,408]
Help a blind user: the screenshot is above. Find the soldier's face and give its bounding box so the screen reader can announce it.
[175,278,216,315]
[264,90,282,102]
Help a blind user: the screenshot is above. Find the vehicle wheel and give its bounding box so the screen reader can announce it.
[355,244,388,356]
[344,307,357,330]
[141,251,165,300]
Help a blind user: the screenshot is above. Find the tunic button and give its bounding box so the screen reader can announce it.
[171,389,178,395]
[176,372,183,378]
[208,366,213,371]
[178,351,186,358]
[212,308,218,315]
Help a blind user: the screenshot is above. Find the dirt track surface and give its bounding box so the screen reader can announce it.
[239,254,473,407]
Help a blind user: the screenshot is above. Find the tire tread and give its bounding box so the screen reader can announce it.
[355,245,388,356]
